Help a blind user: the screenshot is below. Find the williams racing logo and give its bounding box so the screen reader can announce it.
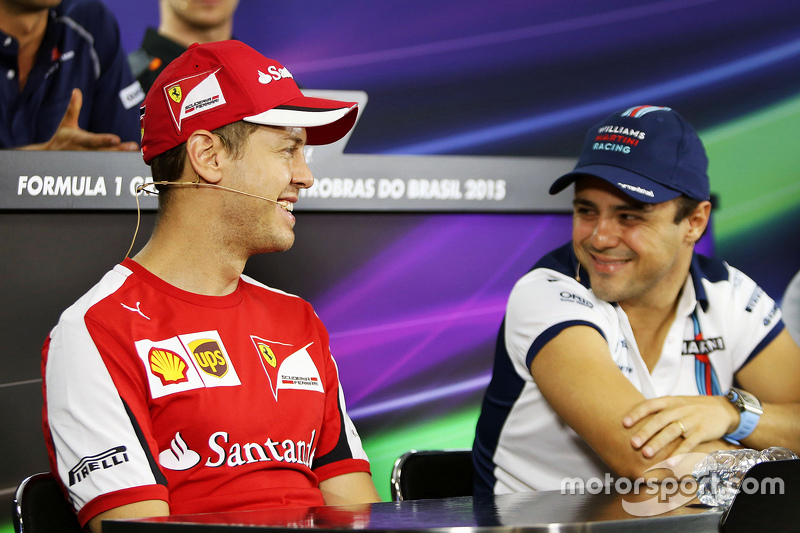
[163,66,227,133]
[250,336,324,400]
[135,331,241,399]
[591,106,672,157]
[69,446,129,486]
[620,105,672,118]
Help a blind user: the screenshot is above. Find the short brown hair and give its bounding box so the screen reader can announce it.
[149,121,260,208]
[672,194,711,240]
[673,195,702,223]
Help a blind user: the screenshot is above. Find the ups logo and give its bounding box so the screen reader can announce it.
[188,339,228,378]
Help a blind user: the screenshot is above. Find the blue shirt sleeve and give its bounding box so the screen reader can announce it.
[70,0,143,143]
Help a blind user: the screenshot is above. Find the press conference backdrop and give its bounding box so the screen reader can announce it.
[2,1,800,525]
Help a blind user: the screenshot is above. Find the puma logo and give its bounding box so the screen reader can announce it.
[120,301,150,320]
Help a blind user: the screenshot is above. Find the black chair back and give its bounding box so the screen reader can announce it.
[390,449,474,501]
[12,472,82,533]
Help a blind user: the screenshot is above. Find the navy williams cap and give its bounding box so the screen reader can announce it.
[549,106,710,203]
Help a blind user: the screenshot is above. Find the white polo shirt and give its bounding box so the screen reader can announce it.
[473,243,784,494]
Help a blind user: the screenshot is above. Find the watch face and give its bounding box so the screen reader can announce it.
[732,387,763,415]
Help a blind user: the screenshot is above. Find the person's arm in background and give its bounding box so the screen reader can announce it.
[19,89,139,151]
[17,0,142,150]
[79,0,144,145]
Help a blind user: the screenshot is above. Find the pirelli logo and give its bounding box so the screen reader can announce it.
[69,446,129,486]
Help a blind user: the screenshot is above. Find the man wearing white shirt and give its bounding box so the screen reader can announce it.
[473,105,800,494]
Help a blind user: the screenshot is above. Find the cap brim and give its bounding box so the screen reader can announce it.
[244,96,358,145]
[550,164,682,204]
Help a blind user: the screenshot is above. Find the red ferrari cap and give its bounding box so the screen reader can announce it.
[140,40,358,163]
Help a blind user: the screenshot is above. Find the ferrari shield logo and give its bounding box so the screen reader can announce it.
[249,336,323,400]
[258,343,277,368]
[162,67,226,133]
[168,85,182,103]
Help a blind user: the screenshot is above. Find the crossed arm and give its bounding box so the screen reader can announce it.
[623,329,800,459]
[529,325,800,481]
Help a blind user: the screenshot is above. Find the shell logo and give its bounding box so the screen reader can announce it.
[149,348,189,385]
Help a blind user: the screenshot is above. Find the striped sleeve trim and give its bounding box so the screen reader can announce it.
[525,320,606,369]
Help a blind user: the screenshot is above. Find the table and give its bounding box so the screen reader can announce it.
[102,457,800,532]
[104,491,724,533]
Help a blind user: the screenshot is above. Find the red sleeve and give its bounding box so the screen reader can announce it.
[308,313,371,481]
[43,290,168,527]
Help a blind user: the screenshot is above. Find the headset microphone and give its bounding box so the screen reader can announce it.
[136,180,293,212]
[126,179,293,259]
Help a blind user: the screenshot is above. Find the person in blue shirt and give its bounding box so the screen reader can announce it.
[0,0,143,150]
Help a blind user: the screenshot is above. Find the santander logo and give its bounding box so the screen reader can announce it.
[159,432,201,471]
[257,65,294,85]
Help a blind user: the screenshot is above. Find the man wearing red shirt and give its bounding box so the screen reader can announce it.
[43,40,379,532]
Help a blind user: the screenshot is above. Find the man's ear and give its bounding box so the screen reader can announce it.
[186,130,225,184]
[686,200,712,244]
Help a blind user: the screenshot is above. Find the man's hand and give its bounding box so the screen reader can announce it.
[20,88,139,151]
[623,395,740,460]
